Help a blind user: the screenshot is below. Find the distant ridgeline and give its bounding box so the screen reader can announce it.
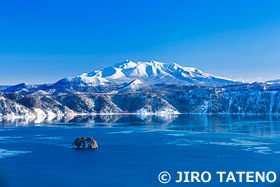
[1,60,280,121]
[1,85,280,121]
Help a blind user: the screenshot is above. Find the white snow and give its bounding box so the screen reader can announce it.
[118,79,145,93]
[16,88,29,94]
[136,106,180,116]
[33,108,47,123]
[31,90,49,95]
[136,107,150,115]
[155,107,180,115]
[62,71,109,86]
[105,67,126,79]
[127,63,149,78]
[113,60,137,69]
[46,110,56,121]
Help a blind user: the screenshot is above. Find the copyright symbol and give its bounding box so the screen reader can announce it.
[158,171,171,184]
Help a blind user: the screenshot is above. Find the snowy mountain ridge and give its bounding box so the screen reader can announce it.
[61,60,238,87]
[2,85,280,122]
[3,60,280,95]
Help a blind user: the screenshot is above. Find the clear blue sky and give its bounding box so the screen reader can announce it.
[1,0,280,84]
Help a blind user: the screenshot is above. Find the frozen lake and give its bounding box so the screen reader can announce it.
[0,114,280,186]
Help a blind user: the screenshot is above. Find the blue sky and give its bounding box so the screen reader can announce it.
[1,0,280,84]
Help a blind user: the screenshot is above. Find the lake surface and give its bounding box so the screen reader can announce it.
[0,114,280,187]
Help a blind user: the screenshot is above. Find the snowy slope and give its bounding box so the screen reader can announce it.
[59,72,109,86]
[118,79,147,93]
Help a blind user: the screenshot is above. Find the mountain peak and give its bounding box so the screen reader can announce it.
[113,60,137,69]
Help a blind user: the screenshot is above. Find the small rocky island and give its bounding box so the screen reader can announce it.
[71,137,98,149]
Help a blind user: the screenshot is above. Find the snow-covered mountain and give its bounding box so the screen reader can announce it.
[0,60,241,95]
[5,60,273,96]
[27,60,238,94]
[60,60,238,87]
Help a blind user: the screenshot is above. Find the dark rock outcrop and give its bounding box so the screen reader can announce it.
[71,137,98,149]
